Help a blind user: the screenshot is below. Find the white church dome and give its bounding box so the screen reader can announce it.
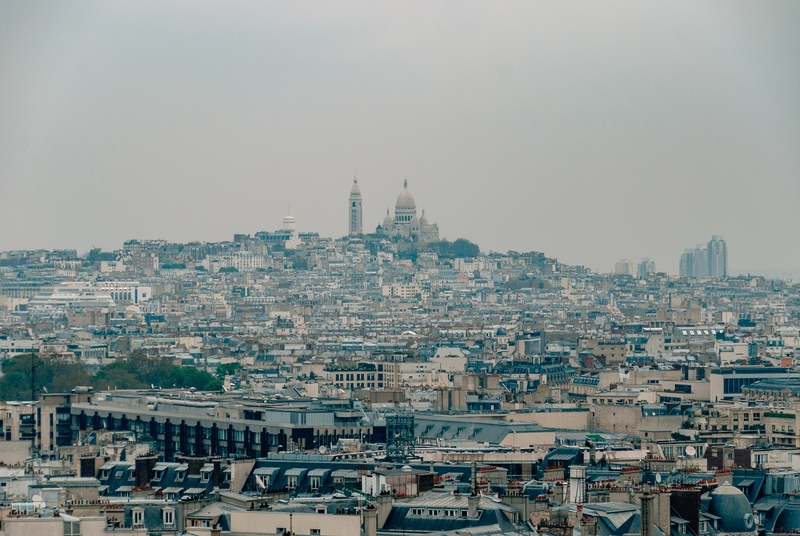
[395,179,416,209]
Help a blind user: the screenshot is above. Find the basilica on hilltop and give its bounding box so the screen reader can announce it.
[349,179,439,243]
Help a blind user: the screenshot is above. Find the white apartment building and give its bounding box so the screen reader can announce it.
[97,281,152,304]
[27,283,116,309]
[206,251,265,272]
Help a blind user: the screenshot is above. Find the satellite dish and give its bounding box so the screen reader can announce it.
[319,445,327,454]
[655,473,662,484]
[685,446,696,457]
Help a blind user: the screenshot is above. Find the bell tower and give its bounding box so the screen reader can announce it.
[348,177,362,235]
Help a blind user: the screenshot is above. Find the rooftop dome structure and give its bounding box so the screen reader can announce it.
[382,208,393,229]
[776,502,800,532]
[395,179,416,209]
[283,213,296,232]
[707,481,755,533]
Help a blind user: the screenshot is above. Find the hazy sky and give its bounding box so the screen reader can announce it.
[1,1,798,274]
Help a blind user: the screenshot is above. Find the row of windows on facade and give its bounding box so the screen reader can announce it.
[131,508,174,528]
[257,474,322,490]
[409,508,473,517]
[100,467,222,484]
[109,419,365,440]
[334,373,383,381]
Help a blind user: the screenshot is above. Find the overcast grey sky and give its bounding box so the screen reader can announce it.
[1,1,798,274]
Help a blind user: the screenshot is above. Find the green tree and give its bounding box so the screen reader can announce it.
[216,362,242,380]
[92,353,222,391]
[0,353,91,401]
[91,361,147,390]
[167,366,222,390]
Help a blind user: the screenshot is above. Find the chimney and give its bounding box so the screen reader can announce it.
[186,456,205,476]
[467,494,480,518]
[470,460,477,495]
[375,492,393,528]
[363,504,378,536]
[80,455,96,478]
[213,459,222,487]
[135,454,157,488]
[641,486,655,536]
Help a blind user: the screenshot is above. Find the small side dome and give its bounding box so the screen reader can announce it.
[382,208,393,229]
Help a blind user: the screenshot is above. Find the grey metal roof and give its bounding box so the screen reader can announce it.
[285,468,308,476]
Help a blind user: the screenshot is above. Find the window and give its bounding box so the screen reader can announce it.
[163,509,175,527]
[64,521,81,536]
[201,471,211,483]
[287,475,297,490]
[175,470,186,482]
[310,529,320,535]
[132,509,144,528]
[310,476,321,491]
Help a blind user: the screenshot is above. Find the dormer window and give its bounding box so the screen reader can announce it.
[132,508,144,528]
[310,476,321,491]
[163,508,175,527]
[201,470,211,483]
[153,469,164,482]
[100,469,109,480]
[175,470,186,482]
[287,475,297,490]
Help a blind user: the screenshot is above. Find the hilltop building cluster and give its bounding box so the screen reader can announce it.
[0,185,798,536]
[349,178,439,243]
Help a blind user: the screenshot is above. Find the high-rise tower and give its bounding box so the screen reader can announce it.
[707,235,728,278]
[348,177,362,235]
